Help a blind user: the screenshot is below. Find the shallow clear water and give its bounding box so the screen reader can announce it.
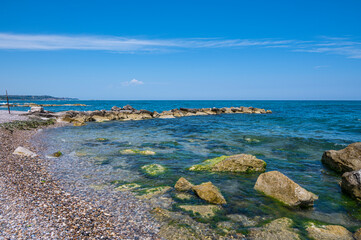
[39,101,361,232]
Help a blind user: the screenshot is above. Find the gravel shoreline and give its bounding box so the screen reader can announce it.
[0,124,161,239]
[0,110,30,123]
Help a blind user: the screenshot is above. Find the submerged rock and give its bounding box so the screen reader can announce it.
[13,146,37,158]
[95,138,109,142]
[254,171,318,207]
[227,214,260,227]
[139,150,156,155]
[341,170,361,200]
[120,149,138,154]
[248,218,300,240]
[355,228,361,240]
[52,151,62,157]
[189,154,266,172]
[175,193,193,200]
[322,142,361,173]
[120,149,156,155]
[174,177,193,191]
[115,183,141,191]
[179,205,221,219]
[141,164,166,176]
[73,121,86,126]
[192,182,226,205]
[306,223,354,240]
[137,186,172,199]
[217,221,236,233]
[151,207,235,240]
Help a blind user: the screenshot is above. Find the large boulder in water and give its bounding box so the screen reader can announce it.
[254,171,318,207]
[192,182,226,205]
[322,142,361,173]
[306,223,354,240]
[341,170,361,201]
[189,154,266,172]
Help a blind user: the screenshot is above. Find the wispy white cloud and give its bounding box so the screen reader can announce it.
[0,33,360,58]
[314,65,329,70]
[121,79,144,86]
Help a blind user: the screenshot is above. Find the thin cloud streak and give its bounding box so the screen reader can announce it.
[121,79,144,86]
[0,33,360,58]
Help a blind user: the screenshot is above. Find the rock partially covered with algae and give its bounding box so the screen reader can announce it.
[136,186,172,199]
[175,177,193,191]
[192,182,226,205]
[95,138,109,142]
[115,183,141,191]
[52,151,62,157]
[189,154,266,173]
[306,223,354,240]
[248,218,300,240]
[120,149,156,155]
[141,164,166,176]
[179,205,221,219]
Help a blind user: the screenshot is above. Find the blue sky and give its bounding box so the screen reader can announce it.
[0,0,361,100]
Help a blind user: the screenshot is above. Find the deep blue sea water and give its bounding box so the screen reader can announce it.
[32,100,361,233]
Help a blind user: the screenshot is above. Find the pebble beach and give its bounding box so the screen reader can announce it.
[0,111,161,239]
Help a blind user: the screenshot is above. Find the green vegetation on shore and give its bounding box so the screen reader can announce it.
[0,95,78,101]
[0,119,56,131]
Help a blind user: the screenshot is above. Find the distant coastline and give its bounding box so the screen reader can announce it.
[0,95,78,101]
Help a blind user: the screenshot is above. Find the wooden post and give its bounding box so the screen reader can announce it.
[6,90,10,114]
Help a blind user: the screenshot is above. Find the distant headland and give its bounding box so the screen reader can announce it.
[0,95,78,101]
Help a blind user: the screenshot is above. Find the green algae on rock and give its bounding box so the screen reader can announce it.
[189,155,228,171]
[175,192,193,200]
[95,137,109,142]
[141,164,166,176]
[115,183,142,191]
[248,217,300,240]
[136,186,172,199]
[120,149,156,155]
[306,223,354,240]
[179,205,221,219]
[52,151,62,157]
[189,154,266,173]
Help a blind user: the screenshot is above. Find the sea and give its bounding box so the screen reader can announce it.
[13,100,361,234]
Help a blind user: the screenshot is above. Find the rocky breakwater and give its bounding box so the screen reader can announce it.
[322,142,361,201]
[57,104,272,126]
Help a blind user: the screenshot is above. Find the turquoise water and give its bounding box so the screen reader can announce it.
[38,101,361,232]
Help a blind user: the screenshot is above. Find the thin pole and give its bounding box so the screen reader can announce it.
[6,90,10,114]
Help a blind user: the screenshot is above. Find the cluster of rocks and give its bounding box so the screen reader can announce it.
[322,142,361,201]
[175,177,227,205]
[55,104,272,126]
